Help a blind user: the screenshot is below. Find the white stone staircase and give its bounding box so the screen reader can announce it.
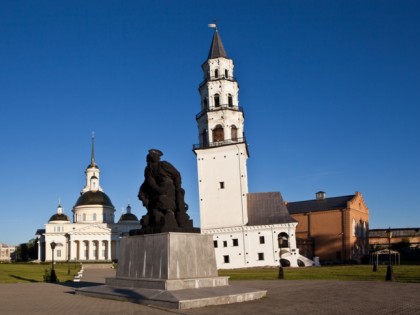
[296,254,315,267]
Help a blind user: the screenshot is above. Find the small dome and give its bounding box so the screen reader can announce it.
[118,213,139,223]
[74,191,114,208]
[86,163,99,170]
[49,213,70,222]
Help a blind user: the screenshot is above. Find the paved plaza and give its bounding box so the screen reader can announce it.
[0,267,419,315]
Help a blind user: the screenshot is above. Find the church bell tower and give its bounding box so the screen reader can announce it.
[194,27,249,230]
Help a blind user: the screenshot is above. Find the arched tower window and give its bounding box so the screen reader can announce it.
[231,125,238,141]
[228,94,233,107]
[278,232,289,248]
[225,69,229,78]
[214,69,219,78]
[212,125,224,142]
[214,94,220,107]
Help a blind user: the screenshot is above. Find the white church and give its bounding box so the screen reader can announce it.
[36,136,140,262]
[193,27,312,268]
[36,26,312,268]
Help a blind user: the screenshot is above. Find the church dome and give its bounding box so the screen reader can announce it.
[49,213,70,222]
[74,191,114,208]
[86,163,99,170]
[118,213,139,223]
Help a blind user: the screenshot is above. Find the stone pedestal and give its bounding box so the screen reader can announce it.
[108,233,227,290]
[76,233,266,309]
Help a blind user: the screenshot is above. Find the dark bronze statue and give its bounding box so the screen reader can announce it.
[132,149,198,234]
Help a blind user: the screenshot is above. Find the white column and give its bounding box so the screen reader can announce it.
[91,240,95,260]
[84,241,88,260]
[106,240,110,261]
[70,240,75,261]
[37,239,42,261]
[76,241,80,261]
[88,241,93,260]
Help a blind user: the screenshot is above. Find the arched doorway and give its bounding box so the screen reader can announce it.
[278,232,289,248]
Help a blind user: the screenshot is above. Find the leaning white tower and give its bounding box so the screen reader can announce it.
[194,27,249,230]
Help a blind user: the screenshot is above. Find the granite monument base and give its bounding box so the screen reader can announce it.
[76,233,266,309]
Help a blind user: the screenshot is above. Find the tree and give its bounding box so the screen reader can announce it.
[15,239,38,262]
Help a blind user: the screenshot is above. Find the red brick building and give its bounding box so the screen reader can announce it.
[287,191,369,263]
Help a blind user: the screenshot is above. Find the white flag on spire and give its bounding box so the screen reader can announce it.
[208,23,217,29]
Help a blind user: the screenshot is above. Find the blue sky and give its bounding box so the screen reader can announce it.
[1,1,419,245]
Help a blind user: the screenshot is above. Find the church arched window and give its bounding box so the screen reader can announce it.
[228,94,233,107]
[212,125,224,142]
[225,69,229,78]
[215,69,219,78]
[231,125,238,141]
[214,94,220,107]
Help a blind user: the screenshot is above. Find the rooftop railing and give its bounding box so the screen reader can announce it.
[193,137,246,150]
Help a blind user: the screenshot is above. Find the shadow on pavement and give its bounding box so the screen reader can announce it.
[9,275,38,283]
[58,280,106,291]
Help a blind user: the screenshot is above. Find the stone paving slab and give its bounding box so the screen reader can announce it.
[76,283,267,309]
[1,268,419,314]
[182,280,420,315]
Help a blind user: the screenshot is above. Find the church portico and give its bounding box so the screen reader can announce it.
[69,225,114,261]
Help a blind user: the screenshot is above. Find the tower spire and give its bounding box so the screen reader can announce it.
[81,132,102,194]
[90,131,96,167]
[207,21,227,59]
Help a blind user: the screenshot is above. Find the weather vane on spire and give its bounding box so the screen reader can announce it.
[208,19,218,30]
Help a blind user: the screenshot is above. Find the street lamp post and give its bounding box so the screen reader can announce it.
[65,233,70,275]
[277,235,285,279]
[385,227,394,281]
[50,241,57,283]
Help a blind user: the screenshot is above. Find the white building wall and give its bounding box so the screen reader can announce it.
[203,223,300,269]
[196,144,248,229]
[73,205,115,223]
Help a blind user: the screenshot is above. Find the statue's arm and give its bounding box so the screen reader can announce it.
[161,161,182,187]
[145,169,161,192]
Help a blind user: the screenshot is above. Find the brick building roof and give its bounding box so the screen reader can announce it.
[286,195,355,214]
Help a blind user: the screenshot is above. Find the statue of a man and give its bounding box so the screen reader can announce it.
[137,149,191,233]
